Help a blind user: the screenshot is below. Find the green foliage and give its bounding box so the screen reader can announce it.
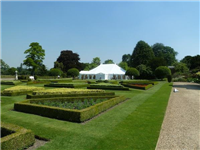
[152,43,178,66]
[7,67,17,75]
[167,75,172,83]
[172,62,189,73]
[36,64,49,76]
[56,50,83,72]
[125,67,140,79]
[122,54,131,66]
[14,96,126,122]
[130,40,154,67]
[1,80,22,85]
[88,84,129,90]
[136,64,153,79]
[1,122,35,150]
[49,68,63,76]
[155,66,171,79]
[148,57,167,71]
[118,61,128,70]
[23,42,45,75]
[180,55,192,69]
[67,68,79,79]
[103,59,114,64]
[121,83,153,90]
[54,61,64,71]
[120,80,158,85]
[44,83,88,88]
[0,59,10,75]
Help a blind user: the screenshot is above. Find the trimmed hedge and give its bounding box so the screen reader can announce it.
[1,122,35,150]
[14,96,126,122]
[27,92,115,99]
[120,80,158,85]
[0,80,22,85]
[87,84,129,90]
[121,83,153,90]
[1,86,45,96]
[44,83,89,88]
[37,78,73,83]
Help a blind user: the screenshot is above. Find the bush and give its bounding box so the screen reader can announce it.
[67,68,79,79]
[121,83,153,90]
[1,122,35,150]
[88,84,129,90]
[167,75,172,83]
[0,80,22,85]
[49,68,63,76]
[155,66,171,80]
[44,83,89,88]
[125,68,140,79]
[14,96,126,122]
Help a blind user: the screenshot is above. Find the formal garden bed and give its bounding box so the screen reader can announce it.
[87,83,129,90]
[1,122,35,150]
[1,86,45,96]
[120,80,158,85]
[0,80,22,85]
[121,83,153,90]
[14,95,126,122]
[44,83,89,88]
[27,78,73,85]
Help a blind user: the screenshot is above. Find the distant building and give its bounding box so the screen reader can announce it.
[79,64,127,80]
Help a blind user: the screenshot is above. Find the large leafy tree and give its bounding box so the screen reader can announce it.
[23,42,45,75]
[172,62,189,74]
[56,50,83,72]
[130,40,154,67]
[180,55,192,69]
[152,43,178,66]
[122,54,131,66]
[83,57,101,70]
[136,64,153,79]
[0,59,10,75]
[118,62,128,70]
[148,57,167,71]
[103,59,114,64]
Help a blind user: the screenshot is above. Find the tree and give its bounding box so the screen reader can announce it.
[136,64,153,79]
[130,40,154,67]
[122,54,131,66]
[54,61,64,71]
[155,66,171,79]
[103,59,114,64]
[180,55,192,69]
[56,50,83,72]
[190,55,200,70]
[7,67,17,75]
[23,42,45,75]
[118,62,128,70]
[152,43,178,66]
[172,62,189,74]
[37,64,49,76]
[148,57,166,71]
[67,68,79,79]
[0,59,10,75]
[125,67,140,79]
[49,68,63,77]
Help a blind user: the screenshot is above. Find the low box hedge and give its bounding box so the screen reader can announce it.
[121,83,153,90]
[26,92,115,99]
[37,78,73,83]
[0,80,22,85]
[87,84,129,90]
[1,86,45,96]
[14,96,126,122]
[1,122,35,150]
[120,80,158,85]
[44,83,89,88]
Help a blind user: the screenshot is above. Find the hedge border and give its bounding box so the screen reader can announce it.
[1,122,35,150]
[121,83,153,90]
[0,81,22,85]
[26,92,115,99]
[14,96,126,122]
[44,83,89,88]
[87,85,129,90]
[120,80,158,85]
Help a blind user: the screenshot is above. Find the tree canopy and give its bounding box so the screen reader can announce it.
[155,66,171,79]
[1,59,10,75]
[125,67,140,79]
[56,50,83,72]
[118,62,128,70]
[136,64,153,79]
[148,57,167,71]
[103,59,114,64]
[67,68,79,79]
[122,54,131,66]
[23,42,45,75]
[152,43,178,66]
[130,41,154,67]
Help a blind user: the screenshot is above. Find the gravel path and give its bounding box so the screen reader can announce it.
[156,82,200,150]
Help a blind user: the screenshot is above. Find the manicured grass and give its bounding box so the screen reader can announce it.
[1,81,172,150]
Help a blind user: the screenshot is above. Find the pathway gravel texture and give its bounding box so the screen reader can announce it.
[156,82,200,150]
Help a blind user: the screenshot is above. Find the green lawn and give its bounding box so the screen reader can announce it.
[1,81,172,150]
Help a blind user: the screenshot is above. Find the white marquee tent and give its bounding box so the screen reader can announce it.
[79,64,127,80]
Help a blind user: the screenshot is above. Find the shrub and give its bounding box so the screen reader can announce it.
[167,75,172,83]
[1,122,35,150]
[125,68,140,79]
[88,84,129,90]
[49,68,63,76]
[44,83,89,88]
[67,68,79,79]
[121,83,153,90]
[0,80,22,85]
[155,66,171,80]
[14,96,126,122]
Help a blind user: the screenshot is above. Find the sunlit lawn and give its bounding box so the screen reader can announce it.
[1,81,172,150]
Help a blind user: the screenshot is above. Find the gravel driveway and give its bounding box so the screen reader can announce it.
[156,82,200,150]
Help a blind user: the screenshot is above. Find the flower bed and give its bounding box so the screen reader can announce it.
[120,80,158,85]
[1,122,35,150]
[1,86,45,96]
[87,83,129,90]
[121,83,153,90]
[14,95,126,122]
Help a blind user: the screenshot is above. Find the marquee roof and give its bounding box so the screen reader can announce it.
[80,64,126,75]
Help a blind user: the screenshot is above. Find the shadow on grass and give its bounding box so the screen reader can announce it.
[172,83,200,90]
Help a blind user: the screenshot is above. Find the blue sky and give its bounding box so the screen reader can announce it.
[1,1,199,69]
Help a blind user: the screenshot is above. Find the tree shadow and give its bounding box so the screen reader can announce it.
[172,83,200,90]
